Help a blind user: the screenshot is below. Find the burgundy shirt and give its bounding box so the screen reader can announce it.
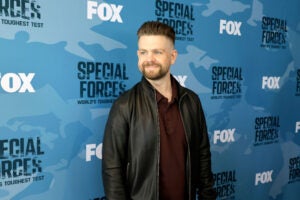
[156,79,187,200]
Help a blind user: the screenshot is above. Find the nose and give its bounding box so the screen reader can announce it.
[145,52,156,62]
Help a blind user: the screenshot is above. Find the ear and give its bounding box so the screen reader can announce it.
[171,49,178,65]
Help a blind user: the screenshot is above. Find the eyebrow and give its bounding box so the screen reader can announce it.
[138,48,166,51]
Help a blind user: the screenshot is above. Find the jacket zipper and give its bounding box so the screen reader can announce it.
[151,81,190,199]
[178,93,192,200]
[153,89,160,200]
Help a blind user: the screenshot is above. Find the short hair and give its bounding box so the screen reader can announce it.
[137,21,175,45]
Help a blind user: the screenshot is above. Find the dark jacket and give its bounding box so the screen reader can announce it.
[102,76,216,200]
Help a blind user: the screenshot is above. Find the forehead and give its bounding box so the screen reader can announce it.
[138,35,173,49]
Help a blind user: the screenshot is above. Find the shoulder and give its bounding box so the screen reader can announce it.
[177,81,200,101]
[111,81,146,110]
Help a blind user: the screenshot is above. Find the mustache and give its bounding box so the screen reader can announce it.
[142,61,161,67]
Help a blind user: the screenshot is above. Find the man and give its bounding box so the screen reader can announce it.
[102,21,216,200]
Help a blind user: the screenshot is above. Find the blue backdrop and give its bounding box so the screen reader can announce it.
[0,0,299,199]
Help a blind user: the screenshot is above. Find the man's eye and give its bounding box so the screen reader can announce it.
[139,51,147,55]
[153,50,162,54]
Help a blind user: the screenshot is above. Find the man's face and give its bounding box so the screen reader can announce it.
[137,35,177,81]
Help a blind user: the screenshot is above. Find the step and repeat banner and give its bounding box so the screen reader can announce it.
[0,0,299,199]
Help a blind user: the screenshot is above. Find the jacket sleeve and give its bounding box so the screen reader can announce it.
[195,98,217,200]
[102,100,129,200]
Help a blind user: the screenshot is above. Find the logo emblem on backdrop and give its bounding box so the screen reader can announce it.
[262,76,281,90]
[213,170,237,199]
[211,66,243,99]
[260,16,287,49]
[0,73,35,93]
[0,137,45,187]
[87,1,123,23]
[86,143,102,161]
[255,170,273,186]
[76,61,129,105]
[254,116,280,146]
[0,0,42,27]
[219,19,242,36]
[289,156,300,184]
[296,122,300,133]
[296,69,300,96]
[213,129,236,144]
[155,0,195,41]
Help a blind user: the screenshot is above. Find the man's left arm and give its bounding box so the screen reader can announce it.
[197,100,217,200]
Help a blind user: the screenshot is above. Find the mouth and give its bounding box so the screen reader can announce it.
[144,64,159,69]
[143,62,161,69]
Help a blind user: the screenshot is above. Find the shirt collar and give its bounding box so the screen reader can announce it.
[156,76,178,103]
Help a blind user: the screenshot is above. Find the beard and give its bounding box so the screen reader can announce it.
[141,61,169,80]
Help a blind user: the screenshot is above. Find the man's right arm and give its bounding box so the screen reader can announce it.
[102,102,129,200]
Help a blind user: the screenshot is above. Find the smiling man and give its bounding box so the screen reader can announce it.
[102,21,216,200]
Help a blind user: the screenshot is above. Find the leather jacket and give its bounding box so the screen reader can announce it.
[102,76,216,200]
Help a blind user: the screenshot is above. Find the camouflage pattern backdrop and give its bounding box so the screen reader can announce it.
[0,0,299,199]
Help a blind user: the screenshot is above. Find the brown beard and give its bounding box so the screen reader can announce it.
[141,62,168,80]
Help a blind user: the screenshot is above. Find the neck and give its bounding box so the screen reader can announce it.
[147,75,172,102]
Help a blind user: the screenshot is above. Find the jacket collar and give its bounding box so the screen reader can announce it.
[140,75,186,99]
